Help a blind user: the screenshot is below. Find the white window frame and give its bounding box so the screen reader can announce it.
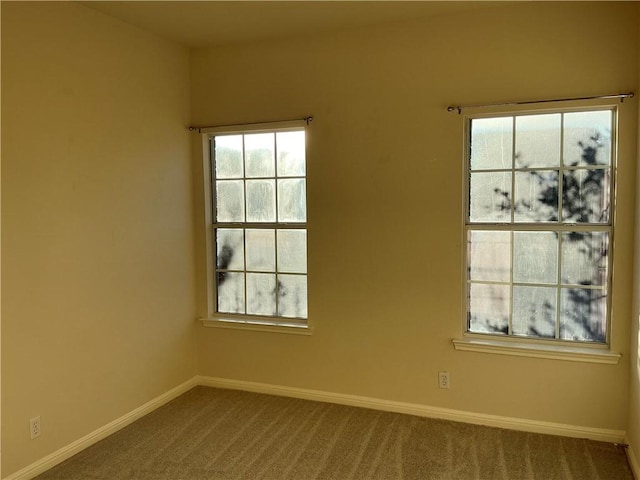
[454,104,621,364]
[199,120,311,335]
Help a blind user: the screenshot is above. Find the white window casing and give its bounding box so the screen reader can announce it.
[199,119,311,332]
[459,105,621,363]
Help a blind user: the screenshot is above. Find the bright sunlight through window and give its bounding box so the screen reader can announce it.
[211,128,308,325]
[465,108,615,343]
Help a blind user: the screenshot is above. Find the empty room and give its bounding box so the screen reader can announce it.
[2,1,640,479]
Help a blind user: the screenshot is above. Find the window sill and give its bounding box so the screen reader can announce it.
[452,337,621,364]
[200,318,313,336]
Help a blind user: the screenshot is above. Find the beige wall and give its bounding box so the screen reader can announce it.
[1,2,196,476]
[627,7,640,469]
[1,1,638,477]
[192,2,639,431]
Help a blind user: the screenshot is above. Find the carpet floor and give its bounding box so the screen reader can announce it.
[36,386,634,480]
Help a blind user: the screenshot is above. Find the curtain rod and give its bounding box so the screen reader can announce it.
[447,92,634,115]
[188,116,313,133]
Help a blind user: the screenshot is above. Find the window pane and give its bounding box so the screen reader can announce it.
[563,110,612,167]
[561,232,608,286]
[562,168,610,223]
[277,131,306,177]
[515,113,561,168]
[246,180,276,222]
[217,272,245,314]
[278,274,308,319]
[245,133,275,177]
[514,170,559,222]
[211,126,308,322]
[216,229,244,270]
[513,231,558,284]
[470,117,513,171]
[560,288,606,342]
[469,172,512,222]
[278,179,307,222]
[216,180,245,222]
[245,229,275,272]
[277,230,307,274]
[468,283,509,334]
[465,109,614,342]
[468,230,510,282]
[246,273,276,316]
[214,135,243,179]
[512,286,556,338]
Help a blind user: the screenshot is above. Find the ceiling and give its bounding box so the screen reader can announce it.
[81,1,506,49]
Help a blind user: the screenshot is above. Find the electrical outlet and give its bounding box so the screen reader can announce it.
[30,416,41,439]
[438,371,450,389]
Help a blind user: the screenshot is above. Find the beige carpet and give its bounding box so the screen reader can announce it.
[37,386,633,480]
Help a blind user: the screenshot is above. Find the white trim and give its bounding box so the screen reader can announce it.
[3,378,197,480]
[196,375,625,443]
[452,337,622,364]
[203,124,310,324]
[5,376,628,479]
[626,438,640,480]
[462,106,618,346]
[201,318,313,335]
[201,134,215,315]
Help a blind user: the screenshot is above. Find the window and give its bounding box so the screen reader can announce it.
[206,122,308,327]
[465,108,615,344]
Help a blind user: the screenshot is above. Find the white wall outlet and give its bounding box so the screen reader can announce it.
[30,416,41,439]
[438,371,450,389]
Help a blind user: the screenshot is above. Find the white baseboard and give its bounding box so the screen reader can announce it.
[5,375,628,480]
[4,378,197,480]
[196,375,626,443]
[625,438,640,480]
